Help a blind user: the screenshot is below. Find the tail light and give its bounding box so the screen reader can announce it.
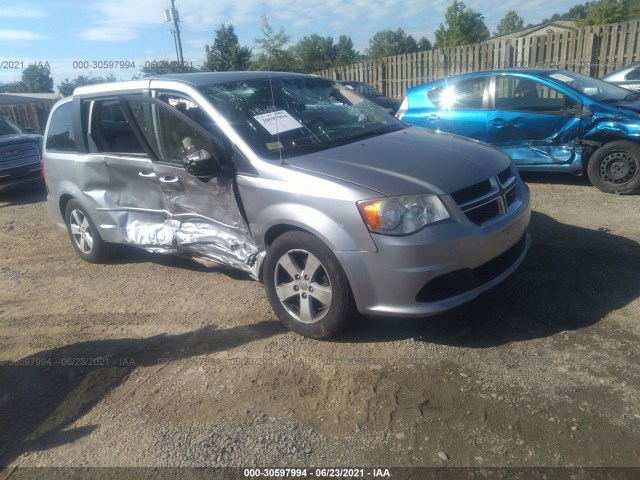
[40,157,47,185]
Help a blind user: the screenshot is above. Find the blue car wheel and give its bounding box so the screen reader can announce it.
[587,141,640,193]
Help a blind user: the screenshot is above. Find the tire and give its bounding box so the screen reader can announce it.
[263,231,354,339]
[587,141,640,193]
[64,199,111,263]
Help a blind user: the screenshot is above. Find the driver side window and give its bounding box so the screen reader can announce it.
[125,97,213,167]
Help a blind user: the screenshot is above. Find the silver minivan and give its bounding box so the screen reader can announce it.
[43,72,531,338]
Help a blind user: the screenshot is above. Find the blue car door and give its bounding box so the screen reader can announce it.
[487,75,582,166]
[426,75,489,140]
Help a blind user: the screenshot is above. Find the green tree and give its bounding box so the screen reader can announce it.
[1,81,27,93]
[57,74,117,97]
[494,11,525,36]
[19,65,54,93]
[579,0,630,25]
[417,37,433,51]
[366,28,418,59]
[136,60,198,78]
[203,23,252,72]
[335,35,360,65]
[434,0,490,48]
[291,34,335,73]
[251,15,296,71]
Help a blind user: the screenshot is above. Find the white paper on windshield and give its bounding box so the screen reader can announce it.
[253,110,303,135]
[549,73,574,83]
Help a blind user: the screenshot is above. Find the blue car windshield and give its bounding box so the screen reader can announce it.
[543,70,636,102]
[199,76,405,159]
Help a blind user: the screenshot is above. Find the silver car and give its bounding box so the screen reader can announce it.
[43,72,531,338]
[601,62,640,91]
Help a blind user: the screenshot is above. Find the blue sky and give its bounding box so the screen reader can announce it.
[1,0,581,89]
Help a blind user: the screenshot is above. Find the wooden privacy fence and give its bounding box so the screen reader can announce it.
[317,20,640,99]
[0,101,57,134]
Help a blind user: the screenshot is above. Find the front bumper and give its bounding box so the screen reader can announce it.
[336,193,531,317]
[0,163,43,191]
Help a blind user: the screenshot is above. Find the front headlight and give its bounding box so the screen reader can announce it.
[357,194,450,235]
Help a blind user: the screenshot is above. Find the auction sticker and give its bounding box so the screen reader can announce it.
[254,110,303,135]
[549,73,574,83]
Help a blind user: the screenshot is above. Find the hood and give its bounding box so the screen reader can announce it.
[371,96,402,112]
[0,133,43,147]
[286,128,510,196]
[615,99,640,114]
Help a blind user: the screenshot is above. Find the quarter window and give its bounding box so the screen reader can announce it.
[46,102,75,152]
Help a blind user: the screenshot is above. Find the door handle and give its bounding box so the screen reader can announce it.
[489,119,507,127]
[427,113,440,120]
[159,175,179,184]
[138,170,156,178]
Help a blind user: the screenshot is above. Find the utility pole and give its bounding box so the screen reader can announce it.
[164,0,184,64]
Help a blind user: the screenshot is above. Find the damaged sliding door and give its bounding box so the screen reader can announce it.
[123,95,260,275]
[82,97,170,246]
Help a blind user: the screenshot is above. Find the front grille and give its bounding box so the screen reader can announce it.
[416,235,527,302]
[450,166,520,227]
[0,142,40,170]
[464,200,500,225]
[505,185,517,207]
[497,166,514,186]
[450,179,492,204]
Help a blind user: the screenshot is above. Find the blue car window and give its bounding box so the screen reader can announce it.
[495,76,576,114]
[427,77,485,110]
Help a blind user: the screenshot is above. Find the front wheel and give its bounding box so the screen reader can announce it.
[65,199,111,263]
[587,141,640,193]
[263,231,354,339]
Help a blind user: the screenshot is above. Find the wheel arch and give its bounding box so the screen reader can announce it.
[59,193,75,219]
[258,224,313,282]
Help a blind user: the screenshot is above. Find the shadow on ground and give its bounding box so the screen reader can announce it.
[339,211,640,347]
[0,321,286,466]
[0,183,46,208]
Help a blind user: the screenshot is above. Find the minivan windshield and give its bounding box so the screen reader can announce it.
[543,70,638,103]
[199,76,405,159]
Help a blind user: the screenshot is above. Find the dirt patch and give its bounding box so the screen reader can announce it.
[0,179,639,470]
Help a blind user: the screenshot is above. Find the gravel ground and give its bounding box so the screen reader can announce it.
[0,175,639,474]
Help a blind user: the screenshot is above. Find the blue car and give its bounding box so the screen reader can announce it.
[396,69,640,193]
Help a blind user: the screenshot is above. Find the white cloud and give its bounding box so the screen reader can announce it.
[79,26,139,42]
[75,0,578,52]
[0,30,45,41]
[0,5,46,17]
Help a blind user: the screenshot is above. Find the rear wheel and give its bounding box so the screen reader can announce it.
[587,141,640,193]
[65,199,111,263]
[263,231,354,339]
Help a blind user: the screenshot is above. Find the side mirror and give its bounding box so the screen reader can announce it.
[182,149,222,178]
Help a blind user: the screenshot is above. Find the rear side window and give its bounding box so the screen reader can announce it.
[427,77,486,110]
[46,102,75,152]
[84,99,145,155]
